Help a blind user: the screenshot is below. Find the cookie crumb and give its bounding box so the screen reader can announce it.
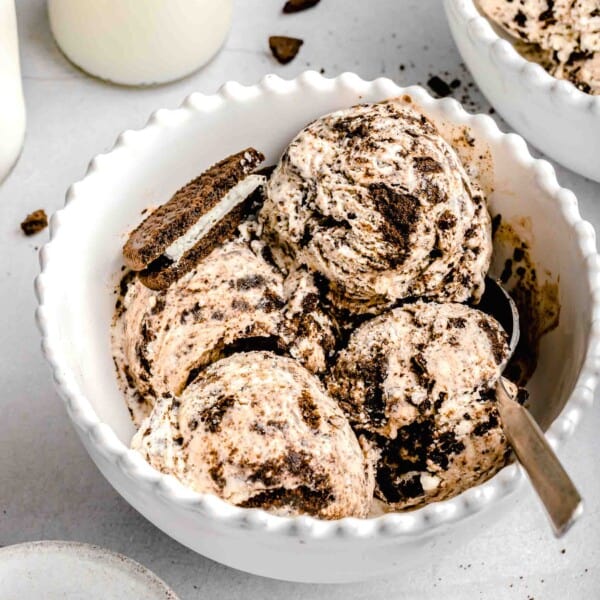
[20,209,48,236]
[283,0,320,13]
[269,36,304,64]
[427,75,452,98]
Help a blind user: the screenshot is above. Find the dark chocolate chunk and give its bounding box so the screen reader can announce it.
[283,0,320,13]
[491,214,502,237]
[298,389,321,430]
[221,335,284,357]
[500,258,513,284]
[200,396,236,433]
[513,247,525,262]
[514,10,527,28]
[369,183,420,267]
[269,36,304,65]
[427,76,452,98]
[21,209,48,236]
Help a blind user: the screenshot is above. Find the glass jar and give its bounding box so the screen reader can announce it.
[48,0,233,86]
[0,0,26,183]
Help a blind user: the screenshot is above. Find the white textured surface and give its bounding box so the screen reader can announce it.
[1,0,599,597]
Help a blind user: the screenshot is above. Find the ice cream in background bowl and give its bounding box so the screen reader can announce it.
[444,0,600,182]
[35,73,600,582]
[478,0,600,95]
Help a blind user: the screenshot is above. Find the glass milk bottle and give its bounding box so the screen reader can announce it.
[0,0,26,183]
[48,0,233,86]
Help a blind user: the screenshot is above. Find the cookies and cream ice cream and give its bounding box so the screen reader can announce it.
[259,99,492,315]
[113,103,534,519]
[480,0,600,94]
[132,352,375,519]
[112,239,285,425]
[280,267,338,374]
[113,238,337,426]
[328,302,514,509]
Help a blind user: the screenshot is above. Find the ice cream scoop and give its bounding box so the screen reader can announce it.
[112,237,338,426]
[328,301,513,509]
[132,351,375,519]
[259,98,492,315]
[112,239,285,425]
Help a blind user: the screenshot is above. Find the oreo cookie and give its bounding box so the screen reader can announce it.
[123,148,265,289]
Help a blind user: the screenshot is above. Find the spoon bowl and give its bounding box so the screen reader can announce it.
[481,278,583,537]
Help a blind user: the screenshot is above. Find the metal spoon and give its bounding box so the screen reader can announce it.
[479,278,583,537]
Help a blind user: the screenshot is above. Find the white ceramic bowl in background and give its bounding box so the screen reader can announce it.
[35,72,600,583]
[444,0,600,182]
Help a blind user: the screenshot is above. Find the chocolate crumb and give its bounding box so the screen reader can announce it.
[298,389,321,429]
[201,396,236,433]
[491,213,502,237]
[236,274,266,290]
[20,209,48,236]
[514,10,528,28]
[370,183,420,267]
[283,0,320,13]
[427,76,452,98]
[209,464,226,489]
[513,247,525,262]
[478,317,506,364]
[269,36,304,64]
[500,259,513,284]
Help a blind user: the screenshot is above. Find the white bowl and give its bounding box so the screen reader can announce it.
[444,0,600,182]
[35,72,600,583]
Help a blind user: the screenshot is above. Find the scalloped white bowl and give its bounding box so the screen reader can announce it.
[35,72,600,583]
[444,0,600,182]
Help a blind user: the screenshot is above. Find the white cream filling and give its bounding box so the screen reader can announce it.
[164,174,265,262]
[420,473,441,492]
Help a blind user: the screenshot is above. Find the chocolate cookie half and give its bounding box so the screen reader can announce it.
[123,148,266,289]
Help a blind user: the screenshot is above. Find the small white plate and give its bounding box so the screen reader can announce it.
[0,541,179,599]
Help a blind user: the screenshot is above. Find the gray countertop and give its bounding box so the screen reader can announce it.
[1,1,599,598]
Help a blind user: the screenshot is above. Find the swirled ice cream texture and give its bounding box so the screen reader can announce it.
[132,352,375,519]
[259,98,492,315]
[112,238,337,426]
[328,301,515,510]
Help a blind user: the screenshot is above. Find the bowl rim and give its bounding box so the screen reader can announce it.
[446,0,600,111]
[34,71,600,541]
[0,540,179,599]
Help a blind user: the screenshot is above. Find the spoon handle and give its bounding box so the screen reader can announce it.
[496,378,583,537]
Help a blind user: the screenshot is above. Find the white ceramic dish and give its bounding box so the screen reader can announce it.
[444,0,600,182]
[35,72,600,583]
[0,541,178,599]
